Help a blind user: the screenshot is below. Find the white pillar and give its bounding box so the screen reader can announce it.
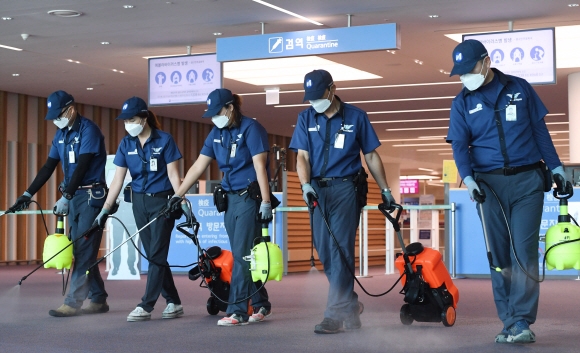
[569,72,580,163]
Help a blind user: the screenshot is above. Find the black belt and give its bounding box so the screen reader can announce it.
[227,188,248,196]
[78,182,106,189]
[135,190,174,199]
[313,175,354,188]
[479,162,540,176]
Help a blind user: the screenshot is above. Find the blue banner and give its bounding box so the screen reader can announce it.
[141,193,284,273]
[452,188,580,276]
[216,23,399,62]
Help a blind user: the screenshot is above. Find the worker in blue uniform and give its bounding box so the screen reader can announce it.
[9,90,109,317]
[164,88,273,326]
[289,70,396,334]
[93,97,189,322]
[446,39,568,344]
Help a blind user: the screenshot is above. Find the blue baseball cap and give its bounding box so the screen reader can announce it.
[450,39,488,76]
[116,97,148,120]
[303,69,333,102]
[45,90,74,120]
[202,89,233,118]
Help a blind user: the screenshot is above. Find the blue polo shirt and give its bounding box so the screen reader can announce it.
[289,97,380,178]
[200,116,270,192]
[48,115,106,185]
[446,68,561,179]
[113,129,182,193]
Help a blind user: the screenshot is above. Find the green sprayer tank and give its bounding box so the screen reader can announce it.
[545,193,580,270]
[43,215,73,269]
[245,225,283,282]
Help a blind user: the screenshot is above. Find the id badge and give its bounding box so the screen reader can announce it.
[150,158,158,171]
[68,149,76,164]
[334,133,345,149]
[505,105,517,121]
[230,143,237,158]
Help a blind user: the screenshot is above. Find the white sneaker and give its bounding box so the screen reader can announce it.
[249,307,271,323]
[162,303,184,319]
[217,314,248,326]
[127,307,151,322]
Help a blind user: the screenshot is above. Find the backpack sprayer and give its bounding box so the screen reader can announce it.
[544,176,580,270]
[176,213,283,316]
[380,203,458,327]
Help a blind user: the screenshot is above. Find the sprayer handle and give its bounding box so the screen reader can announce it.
[379,203,403,232]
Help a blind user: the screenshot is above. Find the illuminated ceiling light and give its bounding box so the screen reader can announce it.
[12,73,19,76]
[568,3,579,7]
[123,5,134,9]
[0,44,23,51]
[101,41,110,45]
[86,87,93,90]
[416,148,452,152]
[386,50,396,54]
[75,61,80,64]
[438,152,454,155]
[112,69,118,72]
[419,168,438,172]
[67,59,74,62]
[369,108,451,115]
[224,56,380,86]
[400,175,441,180]
[47,10,82,17]
[445,25,580,68]
[142,52,213,59]
[252,0,323,26]
[546,122,568,125]
[414,59,423,65]
[387,126,449,131]
[429,15,439,18]
[213,32,222,36]
[276,95,455,108]
[2,17,13,20]
[380,137,444,142]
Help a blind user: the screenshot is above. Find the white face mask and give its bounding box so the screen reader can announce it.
[125,120,144,137]
[53,118,69,129]
[460,60,489,91]
[211,110,230,129]
[309,90,334,113]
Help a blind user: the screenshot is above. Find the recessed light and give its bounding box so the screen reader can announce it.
[213,32,222,36]
[386,50,396,54]
[112,69,118,72]
[414,59,423,65]
[2,17,13,20]
[101,41,110,45]
[47,10,83,17]
[123,5,134,9]
[86,87,93,90]
[12,73,19,76]
[568,3,579,7]
[429,15,439,18]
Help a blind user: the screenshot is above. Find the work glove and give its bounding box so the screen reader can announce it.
[258,201,273,223]
[93,208,110,228]
[301,183,318,207]
[53,196,70,216]
[9,191,33,212]
[381,188,396,211]
[160,195,182,217]
[181,202,193,224]
[464,176,484,203]
[552,166,571,194]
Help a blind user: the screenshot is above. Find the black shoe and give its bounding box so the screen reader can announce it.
[314,318,342,334]
[344,302,363,330]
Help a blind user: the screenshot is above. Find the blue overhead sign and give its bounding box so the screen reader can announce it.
[216,23,399,62]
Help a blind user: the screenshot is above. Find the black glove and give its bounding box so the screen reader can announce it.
[9,191,33,212]
[160,195,184,219]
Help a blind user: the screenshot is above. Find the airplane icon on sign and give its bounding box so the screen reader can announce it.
[269,37,283,53]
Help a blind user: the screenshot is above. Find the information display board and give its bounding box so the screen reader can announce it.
[148,54,221,106]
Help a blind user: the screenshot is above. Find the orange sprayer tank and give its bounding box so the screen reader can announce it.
[395,247,459,309]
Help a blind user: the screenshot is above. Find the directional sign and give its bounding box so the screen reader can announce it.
[217,23,399,62]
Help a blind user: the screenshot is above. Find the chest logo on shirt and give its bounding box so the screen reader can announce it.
[73,136,80,144]
[506,92,522,101]
[236,134,242,142]
[152,147,163,155]
[469,103,483,114]
[343,124,354,133]
[128,149,138,155]
[58,139,64,144]
[308,125,320,132]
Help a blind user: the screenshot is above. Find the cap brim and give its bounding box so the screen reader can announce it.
[202,106,222,118]
[116,111,136,120]
[44,109,61,121]
[303,89,326,102]
[449,60,477,76]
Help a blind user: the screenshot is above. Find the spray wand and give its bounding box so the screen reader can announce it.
[473,187,502,273]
